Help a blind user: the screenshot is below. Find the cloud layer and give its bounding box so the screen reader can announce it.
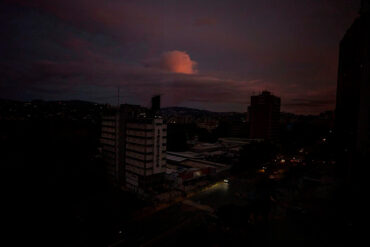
[0,0,361,114]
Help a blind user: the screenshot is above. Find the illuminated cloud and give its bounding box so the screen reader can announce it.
[158,51,197,74]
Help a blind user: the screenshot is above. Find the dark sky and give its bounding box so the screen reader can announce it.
[0,0,361,114]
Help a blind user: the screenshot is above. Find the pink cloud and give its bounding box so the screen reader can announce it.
[145,50,197,75]
[159,51,197,74]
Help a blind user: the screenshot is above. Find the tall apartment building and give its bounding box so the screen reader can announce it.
[125,118,167,193]
[101,104,145,185]
[335,0,370,179]
[248,91,281,141]
[100,99,167,193]
[334,0,370,226]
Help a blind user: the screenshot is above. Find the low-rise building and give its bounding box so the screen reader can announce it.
[165,151,229,190]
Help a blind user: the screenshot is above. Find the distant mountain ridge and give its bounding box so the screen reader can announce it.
[161,106,245,116]
[0,99,331,117]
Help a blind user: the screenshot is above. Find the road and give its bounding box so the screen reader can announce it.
[109,177,259,246]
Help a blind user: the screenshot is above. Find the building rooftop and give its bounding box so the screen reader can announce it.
[166,151,204,159]
[166,154,188,163]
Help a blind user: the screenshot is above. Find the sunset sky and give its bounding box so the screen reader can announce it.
[0,0,361,114]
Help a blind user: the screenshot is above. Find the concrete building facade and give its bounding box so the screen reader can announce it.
[125,118,167,193]
[100,102,167,193]
[100,104,146,185]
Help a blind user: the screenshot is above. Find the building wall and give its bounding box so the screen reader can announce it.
[101,113,119,184]
[100,104,169,193]
[125,118,167,191]
[335,9,370,178]
[334,2,370,224]
[100,104,146,186]
[153,118,167,174]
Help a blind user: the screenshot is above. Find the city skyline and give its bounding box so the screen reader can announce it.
[2,2,368,245]
[0,0,361,114]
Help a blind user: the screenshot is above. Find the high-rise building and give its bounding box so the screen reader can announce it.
[151,95,161,115]
[335,0,370,179]
[100,97,167,193]
[248,91,281,141]
[101,104,146,185]
[101,111,119,184]
[125,118,167,193]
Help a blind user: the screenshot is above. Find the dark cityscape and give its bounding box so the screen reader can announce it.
[1,0,369,246]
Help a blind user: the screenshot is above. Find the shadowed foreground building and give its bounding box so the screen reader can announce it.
[100,99,167,193]
[248,91,281,141]
[335,0,370,226]
[335,0,370,178]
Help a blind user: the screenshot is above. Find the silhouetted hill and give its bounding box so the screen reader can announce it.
[161,106,246,119]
